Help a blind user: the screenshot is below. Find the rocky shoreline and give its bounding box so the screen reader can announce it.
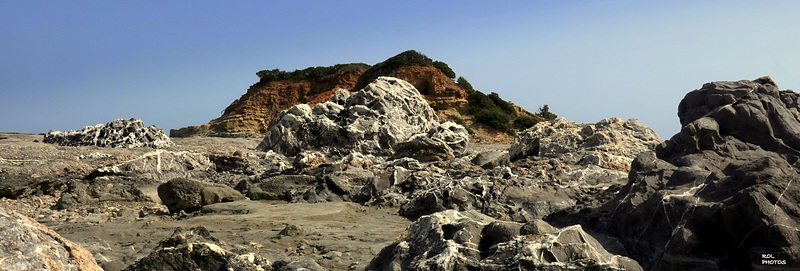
[2,76,799,270]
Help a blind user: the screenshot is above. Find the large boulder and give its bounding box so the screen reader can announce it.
[510,117,661,171]
[123,227,271,271]
[608,77,800,270]
[0,206,102,271]
[44,118,173,148]
[256,77,469,160]
[158,178,247,213]
[367,210,641,271]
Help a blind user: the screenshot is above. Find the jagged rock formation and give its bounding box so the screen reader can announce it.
[124,227,272,271]
[256,76,469,160]
[510,117,662,171]
[171,71,363,138]
[44,118,172,148]
[605,77,800,270]
[0,206,102,271]
[367,210,642,271]
[392,117,661,221]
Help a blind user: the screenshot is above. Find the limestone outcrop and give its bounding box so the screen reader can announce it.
[606,77,800,270]
[0,206,102,271]
[256,77,469,160]
[367,210,642,271]
[510,117,662,171]
[44,118,172,148]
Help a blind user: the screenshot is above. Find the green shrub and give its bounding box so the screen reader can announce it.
[488,92,516,115]
[473,107,513,132]
[256,63,371,83]
[354,50,457,90]
[456,76,475,94]
[536,104,558,121]
[432,60,456,79]
[513,115,540,130]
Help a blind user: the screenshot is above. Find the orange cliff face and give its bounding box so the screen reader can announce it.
[170,72,361,138]
[388,65,468,111]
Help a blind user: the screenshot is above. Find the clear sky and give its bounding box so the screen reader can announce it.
[1,1,798,139]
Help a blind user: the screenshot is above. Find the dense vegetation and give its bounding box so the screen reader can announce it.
[458,76,554,131]
[354,50,456,91]
[256,63,371,83]
[467,90,517,132]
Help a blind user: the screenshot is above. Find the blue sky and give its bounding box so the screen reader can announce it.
[1,1,798,139]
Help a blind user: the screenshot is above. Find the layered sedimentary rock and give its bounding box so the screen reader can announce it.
[171,72,362,138]
[0,206,102,271]
[256,77,469,161]
[608,77,800,270]
[367,210,642,271]
[44,118,172,148]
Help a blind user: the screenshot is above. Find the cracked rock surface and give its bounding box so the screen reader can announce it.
[595,77,800,270]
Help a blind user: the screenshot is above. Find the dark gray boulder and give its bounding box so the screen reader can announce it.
[236,174,318,201]
[471,150,510,169]
[44,118,173,148]
[158,178,246,213]
[256,77,469,160]
[607,77,800,270]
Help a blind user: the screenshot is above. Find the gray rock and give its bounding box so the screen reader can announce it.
[124,227,270,271]
[607,78,800,270]
[367,210,641,271]
[44,118,173,148]
[0,206,102,271]
[256,77,469,161]
[279,224,307,237]
[471,150,509,169]
[510,117,661,171]
[158,178,246,213]
[237,174,318,201]
[273,258,326,271]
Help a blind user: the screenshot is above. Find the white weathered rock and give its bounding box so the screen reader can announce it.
[44,118,173,148]
[256,77,469,161]
[0,206,103,271]
[510,117,661,171]
[367,210,642,271]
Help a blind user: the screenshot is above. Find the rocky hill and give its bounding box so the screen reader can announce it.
[3,76,798,270]
[171,50,543,143]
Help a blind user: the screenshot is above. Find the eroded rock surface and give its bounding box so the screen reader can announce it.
[367,210,641,271]
[124,227,272,271]
[0,206,102,271]
[606,77,800,270]
[44,118,173,148]
[257,77,469,160]
[510,117,661,171]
